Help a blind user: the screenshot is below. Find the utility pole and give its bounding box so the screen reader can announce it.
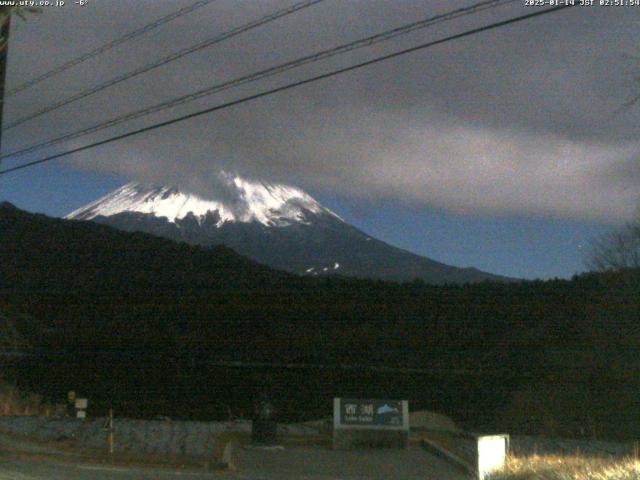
[0,8,10,158]
[107,408,114,455]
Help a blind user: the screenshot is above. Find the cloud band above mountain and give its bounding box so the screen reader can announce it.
[5,1,639,223]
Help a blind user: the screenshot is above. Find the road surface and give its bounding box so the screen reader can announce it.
[0,455,216,479]
[0,447,469,479]
[0,426,469,480]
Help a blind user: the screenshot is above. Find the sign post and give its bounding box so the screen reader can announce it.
[333,398,409,449]
[103,409,114,455]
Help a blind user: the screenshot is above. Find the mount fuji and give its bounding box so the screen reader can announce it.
[66,174,507,284]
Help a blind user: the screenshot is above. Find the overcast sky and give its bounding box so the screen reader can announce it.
[1,0,638,278]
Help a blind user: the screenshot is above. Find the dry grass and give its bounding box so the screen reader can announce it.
[487,454,640,480]
[0,381,65,416]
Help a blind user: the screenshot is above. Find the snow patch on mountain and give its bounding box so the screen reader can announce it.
[305,262,340,275]
[66,174,341,227]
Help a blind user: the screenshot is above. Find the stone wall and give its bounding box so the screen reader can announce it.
[0,416,318,458]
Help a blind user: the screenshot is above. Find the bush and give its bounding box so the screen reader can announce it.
[0,381,64,416]
[487,454,640,480]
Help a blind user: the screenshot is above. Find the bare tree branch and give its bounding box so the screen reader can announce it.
[588,221,640,272]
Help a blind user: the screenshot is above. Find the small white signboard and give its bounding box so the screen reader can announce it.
[75,398,88,410]
[76,410,86,419]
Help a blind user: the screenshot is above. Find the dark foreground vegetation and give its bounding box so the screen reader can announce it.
[1,202,638,439]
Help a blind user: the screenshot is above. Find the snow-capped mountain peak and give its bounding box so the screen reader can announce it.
[65,172,509,284]
[66,175,341,227]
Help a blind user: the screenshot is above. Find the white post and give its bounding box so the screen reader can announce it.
[476,434,509,480]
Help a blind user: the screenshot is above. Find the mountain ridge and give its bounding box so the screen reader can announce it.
[66,178,340,227]
[66,176,512,284]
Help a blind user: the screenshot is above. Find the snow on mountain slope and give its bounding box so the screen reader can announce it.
[66,173,511,284]
[66,174,340,227]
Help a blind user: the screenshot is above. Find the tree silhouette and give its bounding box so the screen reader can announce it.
[588,217,640,271]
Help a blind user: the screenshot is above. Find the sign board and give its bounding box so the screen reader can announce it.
[333,398,409,449]
[334,398,409,431]
[477,434,509,480]
[76,410,86,419]
[75,398,88,410]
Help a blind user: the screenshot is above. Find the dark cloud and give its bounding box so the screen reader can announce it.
[4,0,639,222]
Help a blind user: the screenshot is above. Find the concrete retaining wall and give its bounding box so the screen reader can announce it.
[0,416,318,458]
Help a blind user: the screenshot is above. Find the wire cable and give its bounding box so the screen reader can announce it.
[4,0,327,130]
[1,0,515,160]
[6,0,217,97]
[0,5,575,177]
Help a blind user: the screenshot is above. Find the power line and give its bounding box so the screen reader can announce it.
[1,0,515,160]
[5,0,217,97]
[0,5,575,177]
[4,0,327,130]
[0,351,632,380]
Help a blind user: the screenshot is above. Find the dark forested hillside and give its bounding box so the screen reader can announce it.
[1,203,639,439]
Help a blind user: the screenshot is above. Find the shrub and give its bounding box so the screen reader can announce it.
[487,454,640,480]
[0,381,63,416]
